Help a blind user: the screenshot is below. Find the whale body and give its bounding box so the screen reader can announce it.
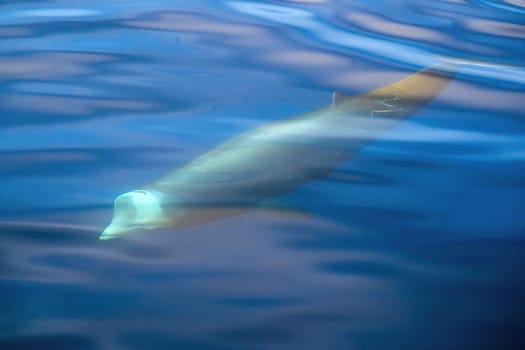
[100,64,456,240]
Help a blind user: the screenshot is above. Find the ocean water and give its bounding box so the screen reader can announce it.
[1,0,525,349]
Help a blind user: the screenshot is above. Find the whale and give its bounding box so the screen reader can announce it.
[100,63,457,240]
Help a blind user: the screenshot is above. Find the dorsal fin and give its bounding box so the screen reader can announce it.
[332,91,353,105]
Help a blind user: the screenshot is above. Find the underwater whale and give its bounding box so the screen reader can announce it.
[100,64,456,240]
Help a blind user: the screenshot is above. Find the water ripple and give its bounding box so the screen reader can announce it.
[2,0,525,349]
[0,334,98,350]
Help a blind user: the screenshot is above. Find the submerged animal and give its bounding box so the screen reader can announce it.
[100,64,456,239]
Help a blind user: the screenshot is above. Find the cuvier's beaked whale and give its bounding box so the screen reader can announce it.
[100,64,456,240]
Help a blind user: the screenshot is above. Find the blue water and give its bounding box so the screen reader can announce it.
[1,0,525,349]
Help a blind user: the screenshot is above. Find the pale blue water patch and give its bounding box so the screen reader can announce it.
[12,82,108,97]
[229,1,437,66]
[0,0,195,24]
[472,0,525,15]
[1,0,525,349]
[16,8,99,18]
[228,1,525,84]
[0,8,100,23]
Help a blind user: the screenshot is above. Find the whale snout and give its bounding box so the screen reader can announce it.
[99,223,127,240]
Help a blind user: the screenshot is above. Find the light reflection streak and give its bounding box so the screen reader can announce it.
[229,1,525,85]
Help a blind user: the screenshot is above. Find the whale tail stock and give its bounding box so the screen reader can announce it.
[366,63,457,110]
[334,55,525,119]
[333,63,458,119]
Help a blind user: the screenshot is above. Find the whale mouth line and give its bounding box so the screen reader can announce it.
[99,223,154,240]
[99,226,121,240]
[98,233,117,240]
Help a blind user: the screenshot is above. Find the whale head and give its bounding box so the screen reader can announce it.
[100,189,169,240]
[100,188,249,240]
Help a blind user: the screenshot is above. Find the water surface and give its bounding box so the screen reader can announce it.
[1,0,525,349]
